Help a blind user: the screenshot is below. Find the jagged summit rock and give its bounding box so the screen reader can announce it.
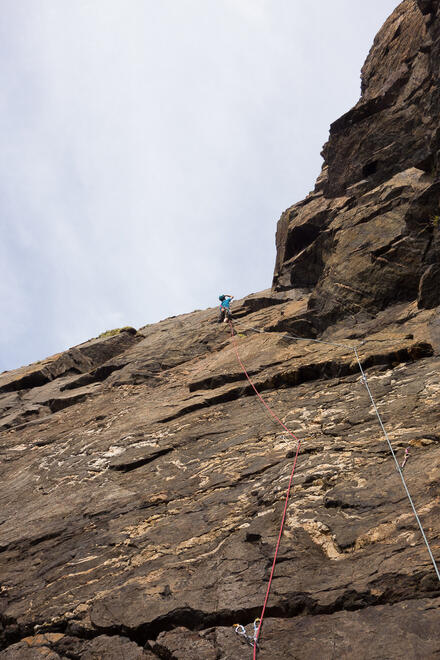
[2,1,440,658]
[273,0,440,329]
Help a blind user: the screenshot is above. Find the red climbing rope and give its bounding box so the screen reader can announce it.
[228,321,301,657]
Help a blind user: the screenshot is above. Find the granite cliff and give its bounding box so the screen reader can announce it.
[2,1,440,658]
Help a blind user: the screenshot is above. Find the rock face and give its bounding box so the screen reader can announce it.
[2,2,440,659]
[273,0,440,329]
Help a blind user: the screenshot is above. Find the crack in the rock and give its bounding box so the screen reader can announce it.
[2,571,440,655]
[60,363,126,391]
[108,446,174,473]
[159,342,433,424]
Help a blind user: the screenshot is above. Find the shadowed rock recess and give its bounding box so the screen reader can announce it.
[2,2,440,658]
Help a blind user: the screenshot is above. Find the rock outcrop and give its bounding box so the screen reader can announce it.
[273,0,440,329]
[2,2,440,659]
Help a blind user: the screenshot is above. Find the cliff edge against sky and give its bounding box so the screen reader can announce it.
[1,1,440,658]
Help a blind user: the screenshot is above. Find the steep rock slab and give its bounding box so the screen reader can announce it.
[0,330,141,430]
[273,0,440,330]
[2,2,440,659]
[324,0,431,197]
[1,301,440,658]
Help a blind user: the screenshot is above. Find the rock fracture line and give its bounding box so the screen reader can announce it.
[228,322,440,656]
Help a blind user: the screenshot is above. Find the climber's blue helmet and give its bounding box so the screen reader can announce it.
[219,295,226,301]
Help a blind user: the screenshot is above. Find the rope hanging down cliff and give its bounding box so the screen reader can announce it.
[233,323,440,585]
[228,320,301,657]
[353,346,440,583]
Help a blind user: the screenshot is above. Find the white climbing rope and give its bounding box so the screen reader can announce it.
[354,348,440,582]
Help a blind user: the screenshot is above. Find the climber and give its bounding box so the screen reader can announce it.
[218,294,234,323]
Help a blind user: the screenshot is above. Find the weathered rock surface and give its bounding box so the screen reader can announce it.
[273,0,440,332]
[1,297,440,658]
[1,633,155,659]
[2,2,440,659]
[418,262,440,307]
[0,329,141,430]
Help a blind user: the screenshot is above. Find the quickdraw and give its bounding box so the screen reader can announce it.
[233,619,260,649]
[228,319,302,659]
[227,321,440,657]
[401,447,410,469]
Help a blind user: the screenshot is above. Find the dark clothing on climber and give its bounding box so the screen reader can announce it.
[218,295,234,323]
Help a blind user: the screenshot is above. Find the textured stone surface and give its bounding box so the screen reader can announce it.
[418,263,440,307]
[1,298,440,658]
[0,633,154,659]
[273,0,440,332]
[0,329,141,430]
[2,2,440,659]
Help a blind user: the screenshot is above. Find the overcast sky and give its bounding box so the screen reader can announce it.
[1,0,399,372]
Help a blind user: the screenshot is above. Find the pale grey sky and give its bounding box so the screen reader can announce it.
[1,0,399,372]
